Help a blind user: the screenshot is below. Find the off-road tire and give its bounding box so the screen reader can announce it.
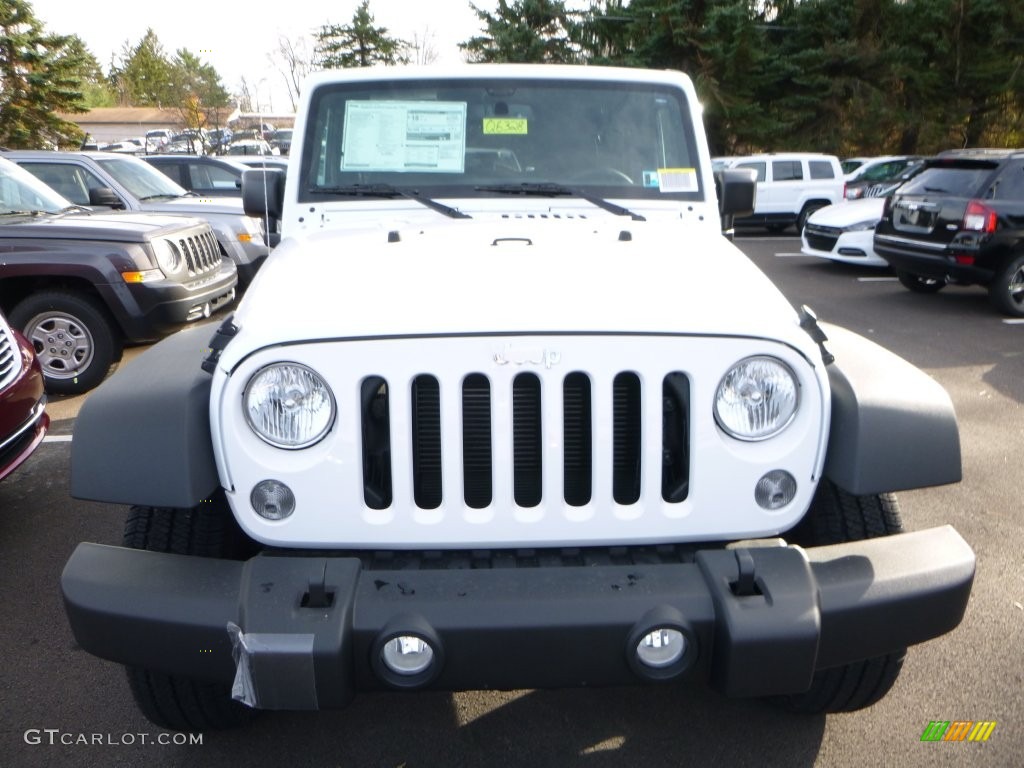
[123,493,257,731]
[9,289,121,395]
[777,480,907,713]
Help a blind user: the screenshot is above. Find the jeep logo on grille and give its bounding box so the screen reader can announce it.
[493,344,562,368]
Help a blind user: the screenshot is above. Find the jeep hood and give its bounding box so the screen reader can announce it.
[0,210,206,242]
[226,219,810,358]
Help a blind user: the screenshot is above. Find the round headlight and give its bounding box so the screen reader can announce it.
[244,363,335,449]
[714,356,799,440]
[154,240,183,275]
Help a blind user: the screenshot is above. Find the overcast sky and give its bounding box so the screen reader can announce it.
[28,0,493,112]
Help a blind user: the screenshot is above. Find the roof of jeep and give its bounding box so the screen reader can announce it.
[300,63,695,90]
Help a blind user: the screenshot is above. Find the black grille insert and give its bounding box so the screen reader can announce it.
[563,372,592,506]
[462,374,492,508]
[613,372,642,505]
[513,373,542,507]
[662,373,690,503]
[361,376,392,509]
[411,375,442,509]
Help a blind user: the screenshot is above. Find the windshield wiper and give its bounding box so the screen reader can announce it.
[138,194,179,201]
[309,183,470,219]
[0,209,50,217]
[475,182,646,221]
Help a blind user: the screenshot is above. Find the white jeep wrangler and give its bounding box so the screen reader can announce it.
[62,65,974,731]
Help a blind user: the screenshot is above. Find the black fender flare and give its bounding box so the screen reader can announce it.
[821,323,961,495]
[71,324,220,507]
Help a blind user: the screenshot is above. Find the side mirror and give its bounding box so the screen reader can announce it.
[242,168,285,246]
[242,168,284,220]
[88,186,124,209]
[716,168,757,217]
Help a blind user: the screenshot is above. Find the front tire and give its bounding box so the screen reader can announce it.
[988,252,1024,316]
[896,270,945,294]
[9,290,121,395]
[777,480,906,713]
[123,494,257,731]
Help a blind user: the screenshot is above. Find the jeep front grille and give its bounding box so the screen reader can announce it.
[360,371,690,511]
[165,229,221,277]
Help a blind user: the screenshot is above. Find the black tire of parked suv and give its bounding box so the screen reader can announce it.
[774,479,906,713]
[988,252,1024,317]
[896,270,946,294]
[122,494,258,731]
[796,202,828,234]
[8,290,121,395]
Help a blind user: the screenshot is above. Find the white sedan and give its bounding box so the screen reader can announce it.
[800,197,889,267]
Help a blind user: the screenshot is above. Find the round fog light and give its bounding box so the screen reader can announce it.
[250,479,296,520]
[636,628,686,669]
[755,470,797,510]
[381,635,435,676]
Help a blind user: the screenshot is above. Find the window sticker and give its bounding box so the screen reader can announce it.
[655,168,698,192]
[341,101,467,173]
[483,117,528,135]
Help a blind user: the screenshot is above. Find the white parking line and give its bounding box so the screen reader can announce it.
[43,435,73,443]
[857,277,898,282]
[1002,319,1024,325]
[774,252,806,257]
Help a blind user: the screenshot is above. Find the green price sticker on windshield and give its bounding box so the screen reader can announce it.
[483,118,528,135]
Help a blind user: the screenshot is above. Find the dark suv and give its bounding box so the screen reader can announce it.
[874,149,1024,315]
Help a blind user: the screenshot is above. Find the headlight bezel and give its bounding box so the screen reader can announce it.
[714,355,800,441]
[153,238,184,276]
[243,362,337,450]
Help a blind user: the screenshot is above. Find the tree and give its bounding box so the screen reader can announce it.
[315,0,410,68]
[461,0,583,63]
[271,35,313,112]
[168,48,232,147]
[109,29,177,107]
[0,0,90,148]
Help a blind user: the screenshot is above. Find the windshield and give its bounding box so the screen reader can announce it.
[96,156,187,199]
[0,158,71,214]
[299,76,704,202]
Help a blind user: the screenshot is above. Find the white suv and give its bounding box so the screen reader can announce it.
[61,66,973,732]
[726,153,845,233]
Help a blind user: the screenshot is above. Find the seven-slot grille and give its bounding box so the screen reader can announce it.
[0,320,19,389]
[163,228,221,277]
[358,370,690,512]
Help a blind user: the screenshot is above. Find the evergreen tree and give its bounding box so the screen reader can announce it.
[461,0,583,63]
[315,0,410,68]
[109,29,177,107]
[0,0,90,148]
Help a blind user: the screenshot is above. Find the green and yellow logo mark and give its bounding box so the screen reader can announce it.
[921,720,996,742]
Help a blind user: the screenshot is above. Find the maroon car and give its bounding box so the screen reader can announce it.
[0,310,48,481]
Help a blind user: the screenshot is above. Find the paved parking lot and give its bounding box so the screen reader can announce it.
[1,234,1021,767]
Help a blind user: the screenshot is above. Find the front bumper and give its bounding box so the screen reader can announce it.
[61,526,974,710]
[118,263,238,341]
